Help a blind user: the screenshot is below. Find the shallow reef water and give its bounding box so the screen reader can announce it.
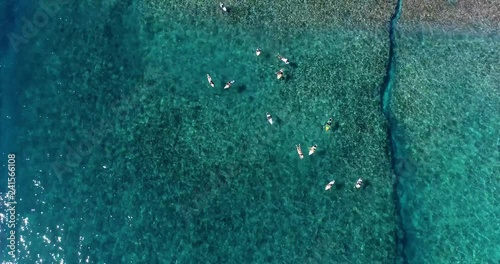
[0,0,498,263]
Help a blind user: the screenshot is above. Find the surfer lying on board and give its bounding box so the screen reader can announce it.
[276,69,284,80]
[219,2,228,12]
[308,145,317,155]
[296,144,304,159]
[355,178,363,189]
[256,48,261,56]
[224,80,235,89]
[206,74,215,87]
[266,112,273,124]
[325,180,335,190]
[325,118,333,131]
[278,55,290,64]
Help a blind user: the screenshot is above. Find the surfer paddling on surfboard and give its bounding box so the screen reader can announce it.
[206,74,215,87]
[224,80,235,89]
[219,2,228,12]
[276,69,284,80]
[266,112,273,124]
[325,118,333,131]
[325,180,335,190]
[355,178,363,189]
[308,145,317,155]
[278,55,290,64]
[296,144,304,159]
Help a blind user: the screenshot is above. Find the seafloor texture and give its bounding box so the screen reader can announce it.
[10,0,400,263]
[145,0,396,30]
[393,28,500,263]
[401,0,500,34]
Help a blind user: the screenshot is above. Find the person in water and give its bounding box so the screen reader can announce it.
[276,69,284,80]
[219,2,228,12]
[278,55,290,64]
[296,144,304,159]
[308,145,317,155]
[206,74,215,87]
[325,118,333,131]
[266,112,273,124]
[224,80,235,89]
[256,48,261,56]
[355,178,363,189]
[325,180,335,190]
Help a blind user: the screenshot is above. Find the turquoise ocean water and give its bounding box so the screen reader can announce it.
[1,0,498,263]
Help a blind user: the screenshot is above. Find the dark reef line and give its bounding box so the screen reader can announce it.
[379,0,411,263]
